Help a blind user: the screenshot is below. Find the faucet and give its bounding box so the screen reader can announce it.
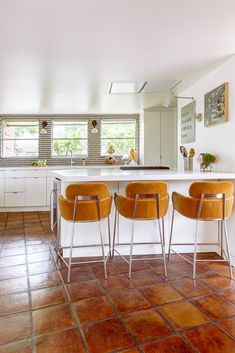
[66,148,75,166]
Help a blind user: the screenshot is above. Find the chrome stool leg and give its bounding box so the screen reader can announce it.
[168,209,175,262]
[128,219,135,279]
[160,218,167,278]
[193,219,199,280]
[68,220,76,283]
[99,220,107,279]
[223,220,233,280]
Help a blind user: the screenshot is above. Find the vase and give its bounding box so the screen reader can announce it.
[201,164,213,172]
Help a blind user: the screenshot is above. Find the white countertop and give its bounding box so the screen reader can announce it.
[51,168,235,182]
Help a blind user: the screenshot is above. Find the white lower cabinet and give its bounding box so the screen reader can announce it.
[26,177,47,206]
[5,192,26,207]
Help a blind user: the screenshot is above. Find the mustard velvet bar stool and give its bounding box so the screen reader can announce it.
[113,182,169,278]
[57,183,112,282]
[168,181,234,279]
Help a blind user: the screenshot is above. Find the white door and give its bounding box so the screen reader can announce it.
[144,111,161,165]
[160,110,177,169]
[26,177,47,206]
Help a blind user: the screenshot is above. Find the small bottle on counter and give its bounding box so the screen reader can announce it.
[82,158,86,166]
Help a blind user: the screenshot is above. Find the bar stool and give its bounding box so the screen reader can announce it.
[113,182,169,278]
[57,183,112,282]
[168,181,234,279]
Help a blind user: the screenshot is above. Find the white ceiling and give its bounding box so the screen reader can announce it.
[0,0,235,114]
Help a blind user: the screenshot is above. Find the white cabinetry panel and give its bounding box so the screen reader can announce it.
[5,178,26,192]
[26,177,47,206]
[0,172,4,207]
[144,111,161,165]
[5,192,26,207]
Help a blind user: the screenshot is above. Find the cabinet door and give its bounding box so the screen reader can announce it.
[26,177,46,206]
[160,110,177,169]
[144,111,161,165]
[0,171,4,207]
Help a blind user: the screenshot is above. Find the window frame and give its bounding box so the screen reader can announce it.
[51,119,89,158]
[1,119,39,159]
[100,118,137,157]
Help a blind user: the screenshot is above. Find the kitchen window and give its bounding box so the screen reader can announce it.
[1,120,39,158]
[52,120,88,157]
[101,119,136,156]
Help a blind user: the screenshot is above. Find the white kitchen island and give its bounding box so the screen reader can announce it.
[51,168,235,266]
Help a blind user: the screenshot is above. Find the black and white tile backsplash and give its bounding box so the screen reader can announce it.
[0,115,140,167]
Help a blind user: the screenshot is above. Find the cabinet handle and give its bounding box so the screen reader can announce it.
[13,192,18,194]
[33,177,39,179]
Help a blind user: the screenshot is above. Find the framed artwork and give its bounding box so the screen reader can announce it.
[204,82,228,127]
[181,101,195,143]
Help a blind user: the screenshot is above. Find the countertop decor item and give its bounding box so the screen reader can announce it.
[197,153,219,172]
[204,82,228,127]
[31,159,47,167]
[105,145,116,165]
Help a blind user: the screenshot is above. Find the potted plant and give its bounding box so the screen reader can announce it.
[197,153,219,172]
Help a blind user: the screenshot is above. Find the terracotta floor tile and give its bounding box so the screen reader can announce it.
[171,277,212,298]
[31,285,67,309]
[217,317,235,337]
[0,264,27,280]
[89,262,122,278]
[2,239,25,248]
[123,309,172,343]
[7,212,23,221]
[142,335,194,353]
[116,260,149,274]
[200,272,234,291]
[29,270,61,290]
[99,274,134,292]
[28,259,56,275]
[0,339,32,353]
[83,317,133,353]
[220,287,235,303]
[185,324,235,353]
[153,264,188,280]
[140,283,182,305]
[205,261,235,277]
[67,279,103,302]
[118,348,139,353]
[74,295,115,323]
[0,276,28,295]
[0,291,29,316]
[27,251,52,263]
[1,246,26,257]
[130,269,162,287]
[159,300,209,329]
[33,303,75,336]
[110,288,151,313]
[0,312,31,345]
[36,328,85,353]
[191,293,235,320]
[27,244,49,253]
[0,254,26,267]
[60,266,94,283]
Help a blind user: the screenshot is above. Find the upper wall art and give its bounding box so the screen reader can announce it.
[181,101,195,143]
[204,82,228,127]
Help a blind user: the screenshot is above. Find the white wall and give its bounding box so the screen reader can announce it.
[177,56,235,266]
[177,55,235,172]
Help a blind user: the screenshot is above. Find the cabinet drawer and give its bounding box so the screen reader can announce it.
[26,177,47,206]
[5,178,26,192]
[5,170,26,178]
[5,192,26,207]
[25,169,47,177]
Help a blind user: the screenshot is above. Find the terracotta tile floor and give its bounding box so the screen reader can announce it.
[0,212,234,353]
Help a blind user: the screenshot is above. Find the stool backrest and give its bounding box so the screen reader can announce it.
[189,181,234,199]
[126,182,168,199]
[65,183,109,201]
[189,181,234,219]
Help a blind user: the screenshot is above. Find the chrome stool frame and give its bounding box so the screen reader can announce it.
[112,192,168,279]
[55,194,111,282]
[168,193,233,280]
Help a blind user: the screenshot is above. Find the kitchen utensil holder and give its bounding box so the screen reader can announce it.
[184,157,193,171]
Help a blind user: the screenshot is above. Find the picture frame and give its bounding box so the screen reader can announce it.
[204,82,228,127]
[181,101,196,143]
